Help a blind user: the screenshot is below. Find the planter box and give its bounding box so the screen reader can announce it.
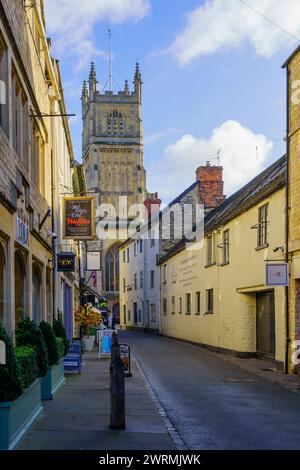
[0,378,43,450]
[41,359,66,400]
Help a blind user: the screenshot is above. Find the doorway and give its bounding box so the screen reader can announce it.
[256,291,275,358]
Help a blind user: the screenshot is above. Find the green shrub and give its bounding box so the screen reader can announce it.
[15,346,38,390]
[53,315,69,356]
[39,321,59,366]
[0,325,23,402]
[55,337,65,360]
[16,317,48,377]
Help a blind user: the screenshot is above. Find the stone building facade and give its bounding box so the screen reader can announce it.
[283,47,300,372]
[0,0,79,338]
[82,62,147,315]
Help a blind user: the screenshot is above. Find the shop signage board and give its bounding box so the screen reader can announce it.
[120,343,132,377]
[86,251,101,271]
[97,330,116,357]
[57,252,75,272]
[63,196,94,240]
[266,263,289,286]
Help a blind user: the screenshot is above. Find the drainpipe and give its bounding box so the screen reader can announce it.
[284,65,291,374]
[50,97,58,321]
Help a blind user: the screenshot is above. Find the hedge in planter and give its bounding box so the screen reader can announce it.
[16,317,48,377]
[15,346,38,390]
[53,316,69,356]
[0,326,22,402]
[39,321,59,366]
[56,337,65,360]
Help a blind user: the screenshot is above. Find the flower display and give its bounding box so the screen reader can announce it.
[75,305,102,336]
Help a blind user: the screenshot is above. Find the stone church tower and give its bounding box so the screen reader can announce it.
[81,62,147,315]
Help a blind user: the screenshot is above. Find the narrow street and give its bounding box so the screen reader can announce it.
[120,331,300,450]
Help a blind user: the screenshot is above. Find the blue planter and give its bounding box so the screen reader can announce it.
[0,378,43,450]
[41,359,66,400]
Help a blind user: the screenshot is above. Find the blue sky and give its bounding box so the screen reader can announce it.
[44,0,300,202]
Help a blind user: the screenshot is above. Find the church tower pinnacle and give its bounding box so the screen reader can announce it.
[134,62,142,103]
[89,62,97,95]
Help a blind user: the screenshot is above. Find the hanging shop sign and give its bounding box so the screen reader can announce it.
[266,263,289,286]
[86,251,101,271]
[57,252,75,272]
[63,196,94,240]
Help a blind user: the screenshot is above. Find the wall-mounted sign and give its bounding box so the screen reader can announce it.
[266,263,289,286]
[86,251,101,271]
[63,196,94,240]
[57,252,75,272]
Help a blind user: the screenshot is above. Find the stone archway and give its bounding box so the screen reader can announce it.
[0,243,5,325]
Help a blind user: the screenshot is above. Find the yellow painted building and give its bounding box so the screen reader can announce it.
[159,157,287,370]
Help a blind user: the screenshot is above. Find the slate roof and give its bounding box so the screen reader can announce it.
[158,155,287,264]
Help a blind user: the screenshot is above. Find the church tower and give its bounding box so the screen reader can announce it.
[81,61,147,314]
[82,62,147,215]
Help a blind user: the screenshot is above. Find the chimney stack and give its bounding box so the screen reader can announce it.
[144,192,161,220]
[196,162,225,211]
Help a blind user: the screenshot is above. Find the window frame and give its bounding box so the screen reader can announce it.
[206,288,214,314]
[195,291,200,315]
[257,203,269,249]
[185,292,191,315]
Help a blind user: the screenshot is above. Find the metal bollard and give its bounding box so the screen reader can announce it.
[110,333,125,429]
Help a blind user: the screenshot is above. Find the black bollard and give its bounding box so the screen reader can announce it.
[110,333,125,429]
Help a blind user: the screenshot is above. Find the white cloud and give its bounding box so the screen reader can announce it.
[44,0,150,68]
[147,120,274,202]
[168,0,300,65]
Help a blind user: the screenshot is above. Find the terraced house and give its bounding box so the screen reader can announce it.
[158,156,287,371]
[0,0,79,338]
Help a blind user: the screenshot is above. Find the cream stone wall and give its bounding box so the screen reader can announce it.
[287,49,300,371]
[160,188,286,365]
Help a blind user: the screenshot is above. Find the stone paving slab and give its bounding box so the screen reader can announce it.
[18,352,174,451]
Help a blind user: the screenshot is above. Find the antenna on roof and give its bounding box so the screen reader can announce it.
[217,149,221,166]
[108,29,113,92]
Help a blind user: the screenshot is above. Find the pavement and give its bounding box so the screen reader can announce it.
[121,331,300,450]
[18,351,174,450]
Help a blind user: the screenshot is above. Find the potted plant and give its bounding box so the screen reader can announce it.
[0,325,42,450]
[75,305,102,352]
[39,321,66,400]
[53,313,70,356]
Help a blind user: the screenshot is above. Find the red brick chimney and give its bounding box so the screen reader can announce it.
[196,161,225,210]
[144,192,161,219]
